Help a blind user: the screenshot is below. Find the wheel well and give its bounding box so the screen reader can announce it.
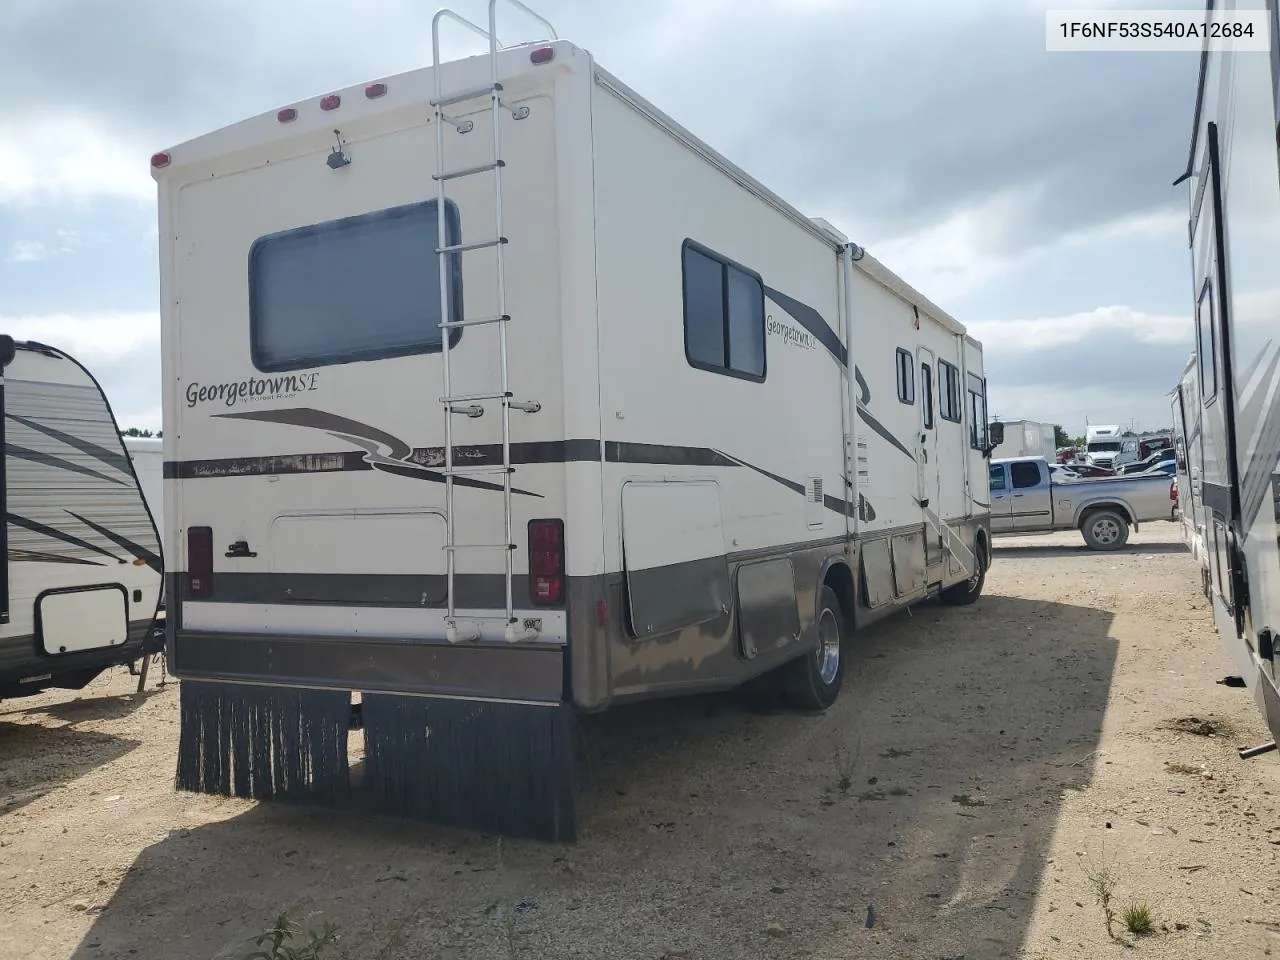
[975,529,991,568]
[823,561,856,628]
[1079,503,1133,527]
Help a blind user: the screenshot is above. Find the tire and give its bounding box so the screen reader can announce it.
[782,585,846,712]
[941,537,988,606]
[1081,509,1130,551]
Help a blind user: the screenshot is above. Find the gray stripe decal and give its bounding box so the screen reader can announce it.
[7,444,126,486]
[7,513,123,564]
[857,406,916,463]
[65,510,162,574]
[6,412,132,474]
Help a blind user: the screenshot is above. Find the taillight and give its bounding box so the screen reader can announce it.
[320,94,341,111]
[528,519,564,606]
[188,526,213,599]
[1171,479,1178,501]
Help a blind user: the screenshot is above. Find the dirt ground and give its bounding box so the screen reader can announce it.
[1,525,1278,960]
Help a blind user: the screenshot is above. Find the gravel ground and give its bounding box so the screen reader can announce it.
[1,525,1277,960]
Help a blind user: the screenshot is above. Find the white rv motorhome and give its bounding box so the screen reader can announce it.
[152,2,993,839]
[1176,0,1280,751]
[989,419,1056,462]
[1085,424,1139,471]
[0,338,164,701]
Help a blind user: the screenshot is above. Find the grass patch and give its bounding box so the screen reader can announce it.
[1124,902,1155,936]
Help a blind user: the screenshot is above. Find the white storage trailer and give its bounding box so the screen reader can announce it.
[988,419,1056,462]
[152,2,994,839]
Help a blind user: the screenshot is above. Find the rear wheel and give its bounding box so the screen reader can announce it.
[1081,509,1129,551]
[782,585,846,711]
[941,537,988,606]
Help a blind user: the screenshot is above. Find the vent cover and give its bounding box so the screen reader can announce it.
[806,475,825,529]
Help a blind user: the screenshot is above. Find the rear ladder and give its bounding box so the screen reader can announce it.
[430,1,557,644]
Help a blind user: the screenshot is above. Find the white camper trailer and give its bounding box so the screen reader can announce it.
[0,338,164,701]
[152,3,993,839]
[1176,0,1280,751]
[989,419,1056,462]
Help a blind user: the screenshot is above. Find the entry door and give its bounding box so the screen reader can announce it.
[916,349,943,566]
[989,463,1014,532]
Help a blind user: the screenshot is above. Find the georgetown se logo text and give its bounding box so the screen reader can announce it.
[186,372,320,408]
[767,315,816,351]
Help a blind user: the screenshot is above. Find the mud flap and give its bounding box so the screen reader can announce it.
[175,680,351,805]
[361,694,577,843]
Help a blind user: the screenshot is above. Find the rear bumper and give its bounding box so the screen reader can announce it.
[170,629,566,703]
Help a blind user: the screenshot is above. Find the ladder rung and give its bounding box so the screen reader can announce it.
[445,464,514,477]
[445,543,516,551]
[440,314,509,330]
[437,237,507,255]
[431,82,502,108]
[433,160,505,182]
[442,391,511,403]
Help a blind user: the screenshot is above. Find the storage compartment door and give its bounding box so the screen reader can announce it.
[39,585,128,655]
[622,480,730,637]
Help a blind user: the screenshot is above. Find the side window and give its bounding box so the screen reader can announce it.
[989,464,1007,491]
[1010,461,1042,488]
[938,360,962,422]
[967,373,987,450]
[682,241,766,381]
[921,363,934,429]
[895,348,915,404]
[1197,279,1218,402]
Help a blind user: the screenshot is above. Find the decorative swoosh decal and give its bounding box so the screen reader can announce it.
[7,513,124,564]
[213,408,543,498]
[7,412,132,475]
[66,510,162,574]
[7,443,126,485]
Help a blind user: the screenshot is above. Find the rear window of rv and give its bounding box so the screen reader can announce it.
[248,200,462,372]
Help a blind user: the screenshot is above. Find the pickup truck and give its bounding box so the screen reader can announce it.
[989,456,1177,550]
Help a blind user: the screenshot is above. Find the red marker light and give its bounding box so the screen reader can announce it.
[320,94,341,111]
[277,107,298,123]
[530,46,555,64]
[365,82,387,99]
[150,152,171,169]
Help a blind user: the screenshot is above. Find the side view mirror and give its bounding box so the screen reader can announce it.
[983,421,1004,457]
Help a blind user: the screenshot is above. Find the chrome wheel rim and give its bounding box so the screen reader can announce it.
[1092,517,1121,544]
[815,608,841,685]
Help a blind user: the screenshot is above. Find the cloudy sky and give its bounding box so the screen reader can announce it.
[2,0,1204,436]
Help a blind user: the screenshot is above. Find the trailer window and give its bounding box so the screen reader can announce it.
[895,349,915,404]
[921,363,934,429]
[938,360,962,422]
[1196,279,1217,403]
[249,200,462,372]
[682,241,766,381]
[967,373,987,450]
